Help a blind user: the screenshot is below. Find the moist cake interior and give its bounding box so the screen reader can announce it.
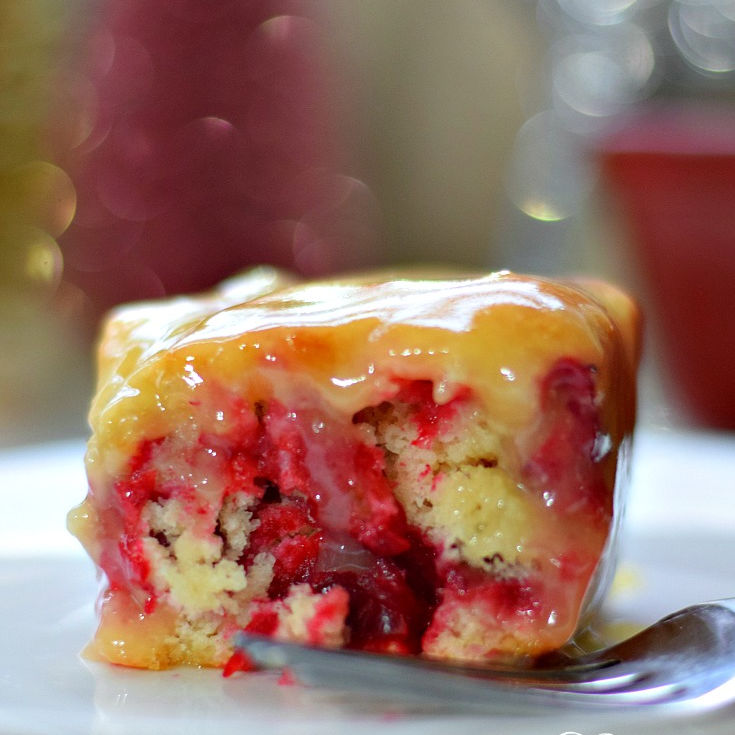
[80,365,616,667]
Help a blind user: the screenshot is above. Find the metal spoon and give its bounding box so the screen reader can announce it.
[233,597,735,710]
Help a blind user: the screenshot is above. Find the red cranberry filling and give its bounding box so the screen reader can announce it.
[110,364,608,653]
[523,358,611,521]
[392,380,465,449]
[244,497,321,598]
[234,397,441,651]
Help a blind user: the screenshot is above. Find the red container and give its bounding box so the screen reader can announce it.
[601,103,735,429]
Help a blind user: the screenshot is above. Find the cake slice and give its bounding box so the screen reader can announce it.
[68,267,640,669]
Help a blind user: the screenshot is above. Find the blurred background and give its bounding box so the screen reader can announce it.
[2,0,735,447]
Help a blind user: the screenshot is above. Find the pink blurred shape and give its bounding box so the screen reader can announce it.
[54,0,379,320]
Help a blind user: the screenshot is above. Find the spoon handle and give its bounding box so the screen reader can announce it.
[233,633,652,710]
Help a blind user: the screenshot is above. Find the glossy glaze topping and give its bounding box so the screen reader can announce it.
[86,268,638,476]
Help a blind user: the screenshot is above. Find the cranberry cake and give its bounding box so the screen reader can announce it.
[68,267,640,670]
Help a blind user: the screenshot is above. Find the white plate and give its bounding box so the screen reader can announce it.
[1,430,734,735]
